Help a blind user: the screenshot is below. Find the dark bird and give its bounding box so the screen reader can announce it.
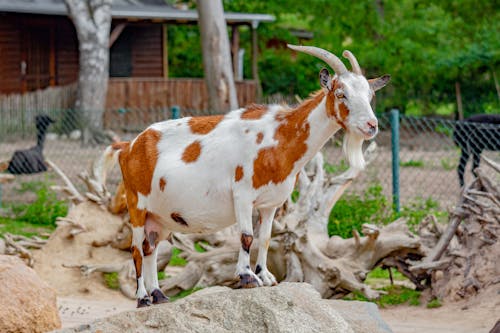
[453,114,500,187]
[2,114,55,174]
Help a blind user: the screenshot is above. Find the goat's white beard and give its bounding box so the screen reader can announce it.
[343,130,366,172]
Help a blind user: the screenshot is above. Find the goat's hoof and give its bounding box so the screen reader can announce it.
[238,273,263,289]
[151,289,169,304]
[257,269,278,287]
[137,297,152,308]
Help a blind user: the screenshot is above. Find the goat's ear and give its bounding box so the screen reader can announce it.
[368,74,391,92]
[319,68,332,91]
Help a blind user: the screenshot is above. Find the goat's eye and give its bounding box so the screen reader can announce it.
[335,91,345,99]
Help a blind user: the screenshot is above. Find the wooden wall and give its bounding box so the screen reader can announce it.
[0,14,22,93]
[131,25,163,77]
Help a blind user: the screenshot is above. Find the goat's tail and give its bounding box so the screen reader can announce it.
[96,141,129,185]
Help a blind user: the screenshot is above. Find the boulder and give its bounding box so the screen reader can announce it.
[0,255,61,333]
[56,283,392,333]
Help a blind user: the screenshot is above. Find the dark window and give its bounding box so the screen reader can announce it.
[109,29,132,77]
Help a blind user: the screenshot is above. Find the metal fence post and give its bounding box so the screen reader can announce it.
[171,106,180,119]
[390,108,400,213]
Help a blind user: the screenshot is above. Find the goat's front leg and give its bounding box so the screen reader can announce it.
[255,207,278,286]
[234,196,262,288]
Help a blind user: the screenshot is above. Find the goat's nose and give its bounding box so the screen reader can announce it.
[367,119,378,130]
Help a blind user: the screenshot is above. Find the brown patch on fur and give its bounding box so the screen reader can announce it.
[241,233,253,253]
[171,212,188,226]
[252,92,324,189]
[235,165,244,182]
[159,177,166,192]
[110,181,128,214]
[325,81,348,129]
[142,230,158,256]
[241,104,268,120]
[116,129,161,227]
[131,245,142,277]
[256,132,264,144]
[182,141,202,163]
[188,115,224,135]
[339,103,350,123]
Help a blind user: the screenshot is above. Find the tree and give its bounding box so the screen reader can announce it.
[64,0,113,145]
[197,0,238,112]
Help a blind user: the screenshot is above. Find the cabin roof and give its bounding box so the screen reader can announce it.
[0,0,275,26]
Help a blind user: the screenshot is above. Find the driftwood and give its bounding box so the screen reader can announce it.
[47,140,499,302]
[157,143,422,299]
[1,233,48,267]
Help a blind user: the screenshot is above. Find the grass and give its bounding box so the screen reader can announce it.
[400,159,425,168]
[169,247,188,266]
[0,216,55,237]
[367,267,405,281]
[324,160,349,174]
[103,272,120,290]
[440,158,456,171]
[328,183,448,238]
[345,285,421,308]
[427,298,442,308]
[169,287,203,302]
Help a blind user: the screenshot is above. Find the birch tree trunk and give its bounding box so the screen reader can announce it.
[197,0,238,113]
[65,0,113,145]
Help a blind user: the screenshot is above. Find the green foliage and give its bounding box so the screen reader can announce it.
[400,160,425,168]
[170,287,203,302]
[328,184,392,238]
[7,181,68,227]
[434,124,453,138]
[345,285,421,308]
[158,271,168,280]
[367,267,405,281]
[223,0,499,116]
[398,197,447,230]
[194,241,208,253]
[0,216,54,237]
[324,160,349,174]
[169,247,188,266]
[103,272,120,290]
[327,183,447,238]
[427,298,442,308]
[440,157,456,171]
[291,189,299,203]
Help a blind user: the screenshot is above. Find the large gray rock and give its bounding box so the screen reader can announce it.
[55,283,392,333]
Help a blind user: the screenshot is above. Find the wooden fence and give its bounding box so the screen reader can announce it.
[103,78,257,130]
[0,84,77,140]
[0,78,258,136]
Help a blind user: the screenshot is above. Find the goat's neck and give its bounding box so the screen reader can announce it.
[283,91,341,172]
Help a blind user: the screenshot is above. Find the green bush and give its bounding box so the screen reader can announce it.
[328,184,392,238]
[345,285,421,308]
[11,181,68,227]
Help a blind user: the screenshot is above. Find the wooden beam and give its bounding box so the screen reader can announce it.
[109,23,127,48]
[251,22,262,100]
[231,25,240,80]
[49,26,56,86]
[162,23,169,78]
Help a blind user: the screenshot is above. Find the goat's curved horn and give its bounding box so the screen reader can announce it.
[288,44,347,76]
[342,50,362,75]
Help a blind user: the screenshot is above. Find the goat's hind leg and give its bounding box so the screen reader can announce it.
[143,215,169,305]
[131,226,150,307]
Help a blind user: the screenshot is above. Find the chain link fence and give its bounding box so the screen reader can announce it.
[1,108,499,211]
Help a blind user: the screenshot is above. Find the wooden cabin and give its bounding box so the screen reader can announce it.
[0,0,274,115]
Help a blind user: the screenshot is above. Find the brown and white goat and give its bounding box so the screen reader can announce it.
[104,45,390,307]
